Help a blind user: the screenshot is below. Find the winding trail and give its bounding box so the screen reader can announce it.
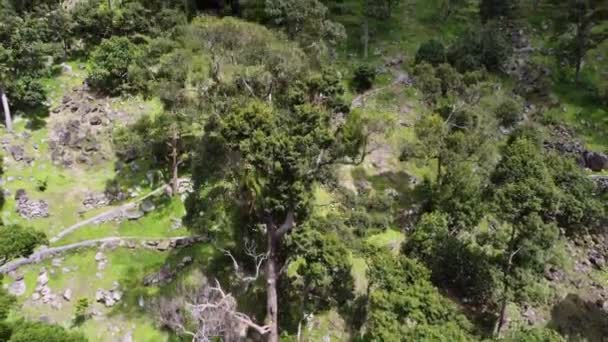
[0,235,208,274]
[49,179,190,244]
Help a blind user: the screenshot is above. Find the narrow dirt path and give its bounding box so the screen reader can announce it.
[0,235,207,274]
[49,178,189,244]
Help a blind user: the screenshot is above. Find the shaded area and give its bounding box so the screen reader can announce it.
[548,293,608,342]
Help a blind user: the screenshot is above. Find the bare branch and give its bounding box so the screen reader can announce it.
[153,279,269,341]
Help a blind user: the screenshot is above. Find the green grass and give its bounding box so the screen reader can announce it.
[548,81,608,152]
[350,255,368,295]
[59,197,188,245]
[366,228,405,251]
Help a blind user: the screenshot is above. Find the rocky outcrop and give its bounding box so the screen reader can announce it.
[48,86,136,167]
[15,190,50,219]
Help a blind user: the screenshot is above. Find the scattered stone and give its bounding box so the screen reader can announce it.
[125,208,144,220]
[122,331,133,342]
[16,191,50,219]
[544,266,565,282]
[89,116,102,126]
[584,152,608,172]
[51,257,63,267]
[589,252,605,270]
[95,251,105,262]
[592,175,608,194]
[51,300,62,310]
[60,63,72,74]
[63,289,72,302]
[140,199,155,213]
[32,292,41,301]
[9,145,25,161]
[37,271,49,286]
[8,279,26,296]
[170,218,182,230]
[156,240,170,251]
[95,288,123,307]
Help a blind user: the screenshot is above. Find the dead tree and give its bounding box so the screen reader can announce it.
[155,279,269,342]
[1,87,12,132]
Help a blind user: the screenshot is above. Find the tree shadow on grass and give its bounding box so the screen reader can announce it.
[548,293,608,342]
[351,168,427,208]
[21,104,49,131]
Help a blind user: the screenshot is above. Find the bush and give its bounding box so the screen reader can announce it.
[73,298,90,326]
[87,37,143,95]
[413,63,442,103]
[351,65,376,93]
[8,320,86,342]
[0,225,47,262]
[495,98,523,127]
[416,39,446,66]
[448,24,511,72]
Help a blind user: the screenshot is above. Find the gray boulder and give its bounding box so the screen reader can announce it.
[584,152,608,172]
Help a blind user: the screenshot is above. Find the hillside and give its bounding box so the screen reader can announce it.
[0,0,607,341]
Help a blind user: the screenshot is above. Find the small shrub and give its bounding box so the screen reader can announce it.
[351,65,376,93]
[36,178,48,192]
[73,298,90,326]
[495,98,523,127]
[0,225,47,262]
[415,39,446,66]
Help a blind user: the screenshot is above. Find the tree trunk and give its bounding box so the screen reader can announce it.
[494,225,518,337]
[436,155,442,185]
[266,230,280,342]
[362,18,369,59]
[1,88,12,133]
[170,127,179,196]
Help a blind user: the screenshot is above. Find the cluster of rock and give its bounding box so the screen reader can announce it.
[95,282,123,307]
[591,176,608,193]
[545,125,608,172]
[95,251,108,273]
[29,268,70,310]
[15,189,49,219]
[82,192,111,210]
[7,272,26,296]
[48,86,123,167]
[143,256,193,286]
[7,144,34,164]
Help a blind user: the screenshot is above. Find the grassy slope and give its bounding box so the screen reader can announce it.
[0,61,194,341]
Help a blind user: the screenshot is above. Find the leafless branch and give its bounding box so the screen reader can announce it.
[218,241,268,284]
[153,279,269,341]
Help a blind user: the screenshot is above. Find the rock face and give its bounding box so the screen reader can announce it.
[16,190,50,219]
